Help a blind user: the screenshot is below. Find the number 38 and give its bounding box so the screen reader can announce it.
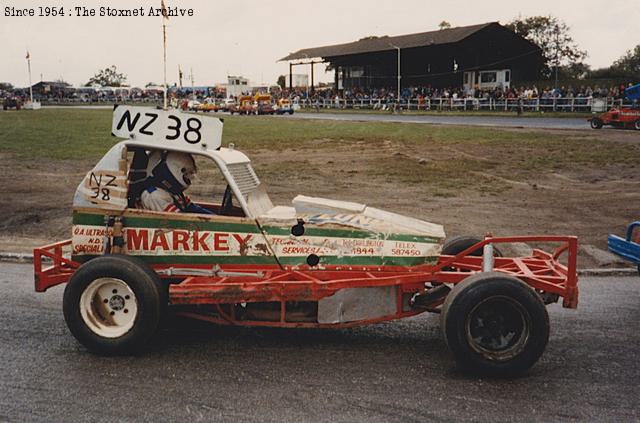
[166,116,202,144]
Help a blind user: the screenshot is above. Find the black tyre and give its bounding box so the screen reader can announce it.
[63,255,167,354]
[440,272,549,377]
[634,120,640,131]
[442,235,503,257]
[590,118,603,129]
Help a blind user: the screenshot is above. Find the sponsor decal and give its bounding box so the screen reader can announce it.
[72,225,440,260]
[81,170,127,208]
[73,225,261,256]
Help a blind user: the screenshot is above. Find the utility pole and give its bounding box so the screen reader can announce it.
[389,43,401,103]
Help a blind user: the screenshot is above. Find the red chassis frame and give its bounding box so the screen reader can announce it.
[34,235,578,328]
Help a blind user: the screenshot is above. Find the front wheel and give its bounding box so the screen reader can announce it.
[441,272,549,377]
[63,255,166,354]
[634,120,640,131]
[590,118,603,129]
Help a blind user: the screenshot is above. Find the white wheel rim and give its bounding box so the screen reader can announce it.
[80,278,138,338]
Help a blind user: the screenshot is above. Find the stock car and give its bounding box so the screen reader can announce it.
[275,98,294,115]
[2,96,22,110]
[608,221,640,275]
[34,106,579,376]
[589,83,640,130]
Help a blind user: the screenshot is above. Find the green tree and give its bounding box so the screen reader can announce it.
[611,44,640,78]
[86,65,128,87]
[559,62,591,80]
[506,15,587,78]
[438,21,451,30]
[276,75,287,89]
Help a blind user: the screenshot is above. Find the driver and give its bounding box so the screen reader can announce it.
[140,151,213,214]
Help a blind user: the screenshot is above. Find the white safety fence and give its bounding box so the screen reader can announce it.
[295,97,632,113]
[36,96,634,113]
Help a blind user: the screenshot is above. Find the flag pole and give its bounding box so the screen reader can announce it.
[190,68,195,102]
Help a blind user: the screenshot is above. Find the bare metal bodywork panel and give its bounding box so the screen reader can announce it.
[318,286,398,324]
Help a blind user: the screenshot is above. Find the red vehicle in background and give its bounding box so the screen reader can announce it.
[589,84,640,130]
[255,94,275,115]
[229,95,255,115]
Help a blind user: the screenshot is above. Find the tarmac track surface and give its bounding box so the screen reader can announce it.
[289,111,590,130]
[1,262,639,422]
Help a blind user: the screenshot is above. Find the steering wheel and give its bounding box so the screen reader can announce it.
[219,185,234,215]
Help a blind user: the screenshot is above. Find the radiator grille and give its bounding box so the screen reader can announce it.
[227,163,260,195]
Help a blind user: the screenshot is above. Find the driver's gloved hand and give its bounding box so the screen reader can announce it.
[184,202,214,215]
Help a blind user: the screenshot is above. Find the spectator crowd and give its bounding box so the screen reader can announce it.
[278,83,633,103]
[2,82,635,110]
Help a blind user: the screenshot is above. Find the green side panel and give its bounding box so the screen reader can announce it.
[73,211,262,233]
[125,255,275,265]
[71,254,276,265]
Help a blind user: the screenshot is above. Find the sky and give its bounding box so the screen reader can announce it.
[1,0,637,88]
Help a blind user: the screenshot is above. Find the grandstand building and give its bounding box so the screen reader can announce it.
[280,22,542,93]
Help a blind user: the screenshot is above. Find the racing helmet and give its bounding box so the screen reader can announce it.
[152,151,197,194]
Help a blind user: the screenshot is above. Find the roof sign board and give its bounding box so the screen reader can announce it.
[111,105,223,152]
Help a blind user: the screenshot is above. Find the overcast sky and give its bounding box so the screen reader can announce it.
[1,0,637,87]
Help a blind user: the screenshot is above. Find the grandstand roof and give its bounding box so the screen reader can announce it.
[280,22,498,61]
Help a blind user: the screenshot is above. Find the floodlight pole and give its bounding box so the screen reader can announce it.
[554,25,559,91]
[162,12,168,110]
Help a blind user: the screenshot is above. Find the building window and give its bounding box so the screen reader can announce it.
[349,66,364,77]
[480,71,497,83]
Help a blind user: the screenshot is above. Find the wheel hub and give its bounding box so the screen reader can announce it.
[466,295,530,361]
[80,278,138,338]
[108,295,125,311]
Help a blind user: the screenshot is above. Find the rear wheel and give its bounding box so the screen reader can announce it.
[634,120,640,131]
[590,118,603,129]
[441,272,549,377]
[63,255,167,354]
[442,235,502,257]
